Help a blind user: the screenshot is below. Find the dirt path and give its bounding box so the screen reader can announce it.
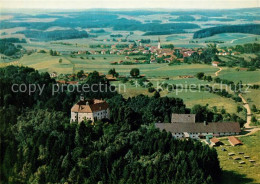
[218,93,259,140]
[230,35,256,44]
[215,67,222,77]
[239,93,252,129]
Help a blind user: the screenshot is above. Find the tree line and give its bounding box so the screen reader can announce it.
[193,24,260,39]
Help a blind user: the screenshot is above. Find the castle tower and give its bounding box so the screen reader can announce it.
[158,37,161,49]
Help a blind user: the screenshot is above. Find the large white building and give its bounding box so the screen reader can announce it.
[156,114,241,139]
[70,97,110,123]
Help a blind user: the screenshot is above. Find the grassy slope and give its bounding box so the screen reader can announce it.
[19,53,73,73]
[218,67,260,84]
[167,90,239,114]
[216,131,260,184]
[243,89,260,123]
[17,52,241,115]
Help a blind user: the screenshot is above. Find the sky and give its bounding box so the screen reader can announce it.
[0,0,259,10]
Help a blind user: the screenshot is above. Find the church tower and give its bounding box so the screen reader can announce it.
[158,37,161,49]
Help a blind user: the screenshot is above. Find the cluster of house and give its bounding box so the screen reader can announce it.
[210,136,243,147]
[217,49,240,56]
[68,38,208,65]
[155,114,241,139]
[55,38,242,67]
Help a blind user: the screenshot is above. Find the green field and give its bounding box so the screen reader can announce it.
[17,53,219,76]
[167,90,239,114]
[219,67,260,84]
[16,52,250,115]
[19,53,73,73]
[243,89,260,123]
[216,131,260,184]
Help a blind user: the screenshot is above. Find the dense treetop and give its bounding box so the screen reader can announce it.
[0,66,222,183]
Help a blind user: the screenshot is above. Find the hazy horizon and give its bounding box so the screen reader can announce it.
[0,0,259,10]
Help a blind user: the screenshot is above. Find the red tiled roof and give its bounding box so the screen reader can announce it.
[212,61,220,64]
[228,136,243,146]
[210,137,220,144]
[71,99,109,113]
[66,81,78,85]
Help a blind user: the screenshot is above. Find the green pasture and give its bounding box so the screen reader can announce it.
[166,90,238,114]
[63,54,219,77]
[113,77,238,114]
[243,89,260,122]
[218,68,260,84]
[143,64,218,77]
[243,89,260,110]
[16,53,218,77]
[216,131,260,184]
[19,53,73,73]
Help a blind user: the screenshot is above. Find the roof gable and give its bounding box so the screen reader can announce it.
[171,114,196,123]
[71,99,109,113]
[156,122,241,134]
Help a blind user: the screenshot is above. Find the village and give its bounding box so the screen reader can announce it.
[47,38,241,83]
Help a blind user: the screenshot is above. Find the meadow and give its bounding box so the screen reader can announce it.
[17,52,219,76]
[218,67,260,84]
[216,131,260,184]
[15,51,249,115]
[18,53,73,73]
[243,89,260,123]
[167,90,239,114]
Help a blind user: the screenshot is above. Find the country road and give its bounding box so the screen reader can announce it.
[221,93,259,139]
[215,67,222,77]
[239,93,252,129]
[218,93,260,141]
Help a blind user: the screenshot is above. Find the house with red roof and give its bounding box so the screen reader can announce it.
[71,96,110,122]
[212,61,220,67]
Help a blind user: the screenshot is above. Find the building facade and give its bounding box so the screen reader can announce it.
[71,97,110,123]
[156,113,241,139]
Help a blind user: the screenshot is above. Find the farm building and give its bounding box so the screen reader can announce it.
[212,61,220,67]
[210,137,222,146]
[49,72,57,78]
[105,74,117,81]
[70,96,110,123]
[155,118,240,139]
[228,136,243,146]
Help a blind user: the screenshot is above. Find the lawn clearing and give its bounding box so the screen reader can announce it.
[19,53,73,74]
[219,68,260,84]
[216,131,260,183]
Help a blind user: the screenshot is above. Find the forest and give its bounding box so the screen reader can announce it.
[193,24,260,39]
[17,29,89,41]
[0,66,223,183]
[1,11,200,38]
[143,30,186,36]
[0,38,24,56]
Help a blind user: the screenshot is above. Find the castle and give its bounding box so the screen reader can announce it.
[70,96,110,123]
